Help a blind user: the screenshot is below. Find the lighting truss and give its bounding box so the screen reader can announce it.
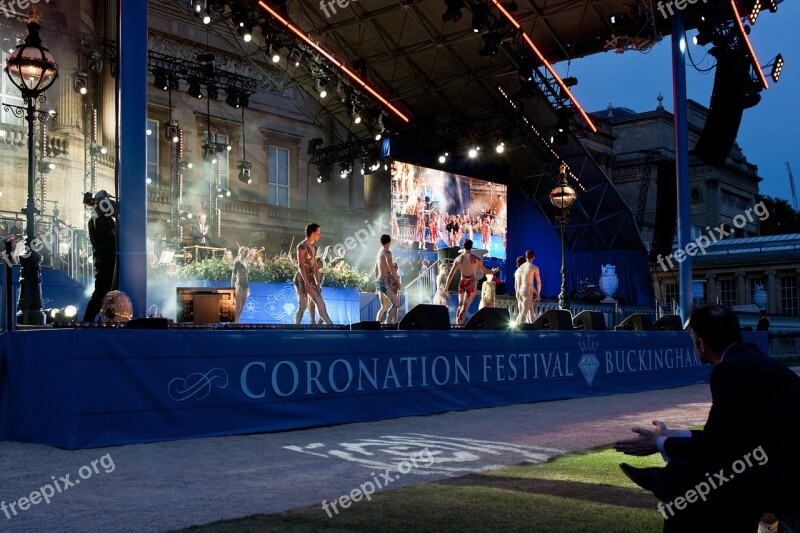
[147,51,259,103]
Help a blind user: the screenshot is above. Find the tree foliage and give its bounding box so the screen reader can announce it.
[756,195,800,235]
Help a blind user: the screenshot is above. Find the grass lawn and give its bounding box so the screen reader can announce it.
[181,447,667,532]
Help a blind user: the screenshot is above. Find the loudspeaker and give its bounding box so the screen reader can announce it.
[350,321,381,330]
[464,307,511,330]
[126,317,171,329]
[615,313,654,331]
[653,314,683,331]
[572,310,606,331]
[398,304,450,330]
[532,309,573,330]
[649,160,677,263]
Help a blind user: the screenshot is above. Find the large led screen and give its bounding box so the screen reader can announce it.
[390,161,507,260]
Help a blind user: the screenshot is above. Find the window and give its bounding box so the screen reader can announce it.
[780,276,798,316]
[718,279,736,308]
[146,119,159,188]
[663,283,678,306]
[268,145,289,206]
[0,33,24,127]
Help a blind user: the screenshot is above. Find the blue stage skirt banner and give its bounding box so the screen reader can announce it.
[0,329,767,449]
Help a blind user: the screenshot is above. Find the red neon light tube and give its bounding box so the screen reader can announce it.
[730,0,769,90]
[488,0,596,133]
[257,1,410,123]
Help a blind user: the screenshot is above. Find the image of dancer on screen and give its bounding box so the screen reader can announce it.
[294,223,333,325]
[433,262,449,306]
[231,246,250,323]
[374,234,402,324]
[516,249,541,324]
[445,239,500,325]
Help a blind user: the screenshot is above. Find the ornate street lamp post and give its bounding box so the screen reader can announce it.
[3,11,59,325]
[549,162,577,311]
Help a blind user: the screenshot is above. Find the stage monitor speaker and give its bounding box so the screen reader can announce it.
[653,314,683,331]
[350,321,381,330]
[464,307,511,330]
[572,310,606,331]
[532,309,573,330]
[398,304,450,330]
[615,313,654,331]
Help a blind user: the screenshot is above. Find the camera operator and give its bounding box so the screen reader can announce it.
[82,190,117,322]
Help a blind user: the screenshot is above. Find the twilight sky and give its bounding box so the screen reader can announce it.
[558,3,799,205]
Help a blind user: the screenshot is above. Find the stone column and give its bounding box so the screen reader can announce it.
[706,272,718,304]
[766,269,778,314]
[736,271,746,307]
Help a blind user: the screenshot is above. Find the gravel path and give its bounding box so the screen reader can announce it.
[0,383,718,532]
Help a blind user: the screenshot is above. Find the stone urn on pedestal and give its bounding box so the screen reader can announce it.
[753,283,767,310]
[599,264,619,304]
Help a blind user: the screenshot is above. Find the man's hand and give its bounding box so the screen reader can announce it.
[614,426,659,456]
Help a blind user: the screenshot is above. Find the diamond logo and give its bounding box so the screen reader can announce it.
[578,354,599,387]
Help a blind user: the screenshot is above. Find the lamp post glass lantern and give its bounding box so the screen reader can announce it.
[549,162,576,310]
[3,11,59,325]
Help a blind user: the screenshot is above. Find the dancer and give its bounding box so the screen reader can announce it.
[445,239,499,325]
[308,257,325,324]
[433,262,449,306]
[516,249,541,324]
[513,255,526,319]
[231,246,249,323]
[374,234,401,324]
[294,223,332,325]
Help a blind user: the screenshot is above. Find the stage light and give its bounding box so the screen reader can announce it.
[269,44,280,63]
[153,69,168,91]
[202,144,218,164]
[438,154,447,163]
[495,141,505,154]
[240,24,253,43]
[207,85,219,100]
[339,161,352,179]
[472,2,490,33]
[314,78,328,99]
[146,127,152,136]
[146,176,152,185]
[192,0,204,13]
[442,0,463,22]
[375,133,382,141]
[90,143,107,157]
[188,80,203,99]
[179,211,193,221]
[317,164,332,183]
[748,0,761,24]
[478,33,499,57]
[164,120,180,143]
[237,161,253,184]
[169,76,180,91]
[216,186,232,198]
[72,69,88,95]
[177,160,193,171]
[771,53,784,83]
[225,90,241,109]
[351,104,362,124]
[468,147,478,158]
[202,9,212,24]
[289,48,302,67]
[51,305,78,326]
[766,0,777,12]
[38,161,54,173]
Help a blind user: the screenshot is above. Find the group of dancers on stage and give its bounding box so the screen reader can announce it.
[233,222,541,327]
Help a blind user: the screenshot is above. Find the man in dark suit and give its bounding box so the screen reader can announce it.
[756,310,770,331]
[191,213,214,261]
[614,304,800,531]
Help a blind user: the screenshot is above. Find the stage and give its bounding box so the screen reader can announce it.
[0,327,766,450]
